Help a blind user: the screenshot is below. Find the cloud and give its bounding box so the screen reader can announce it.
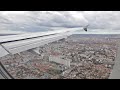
[0,11,120,34]
[83,11,120,29]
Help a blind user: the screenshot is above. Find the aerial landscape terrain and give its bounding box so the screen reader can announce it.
[1,11,120,79]
[0,34,119,79]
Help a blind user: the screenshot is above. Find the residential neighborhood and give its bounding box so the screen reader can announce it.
[0,34,118,79]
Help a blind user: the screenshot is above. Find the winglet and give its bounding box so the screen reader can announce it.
[83,24,89,32]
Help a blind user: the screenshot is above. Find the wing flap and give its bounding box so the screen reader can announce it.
[0,45,9,57]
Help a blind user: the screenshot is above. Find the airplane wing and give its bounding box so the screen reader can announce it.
[0,28,83,58]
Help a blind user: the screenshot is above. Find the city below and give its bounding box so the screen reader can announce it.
[0,34,119,79]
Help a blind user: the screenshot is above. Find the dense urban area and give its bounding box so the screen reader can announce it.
[0,34,119,79]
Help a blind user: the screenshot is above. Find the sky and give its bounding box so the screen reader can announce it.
[0,11,120,34]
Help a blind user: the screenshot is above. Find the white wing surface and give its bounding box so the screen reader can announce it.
[0,28,82,58]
